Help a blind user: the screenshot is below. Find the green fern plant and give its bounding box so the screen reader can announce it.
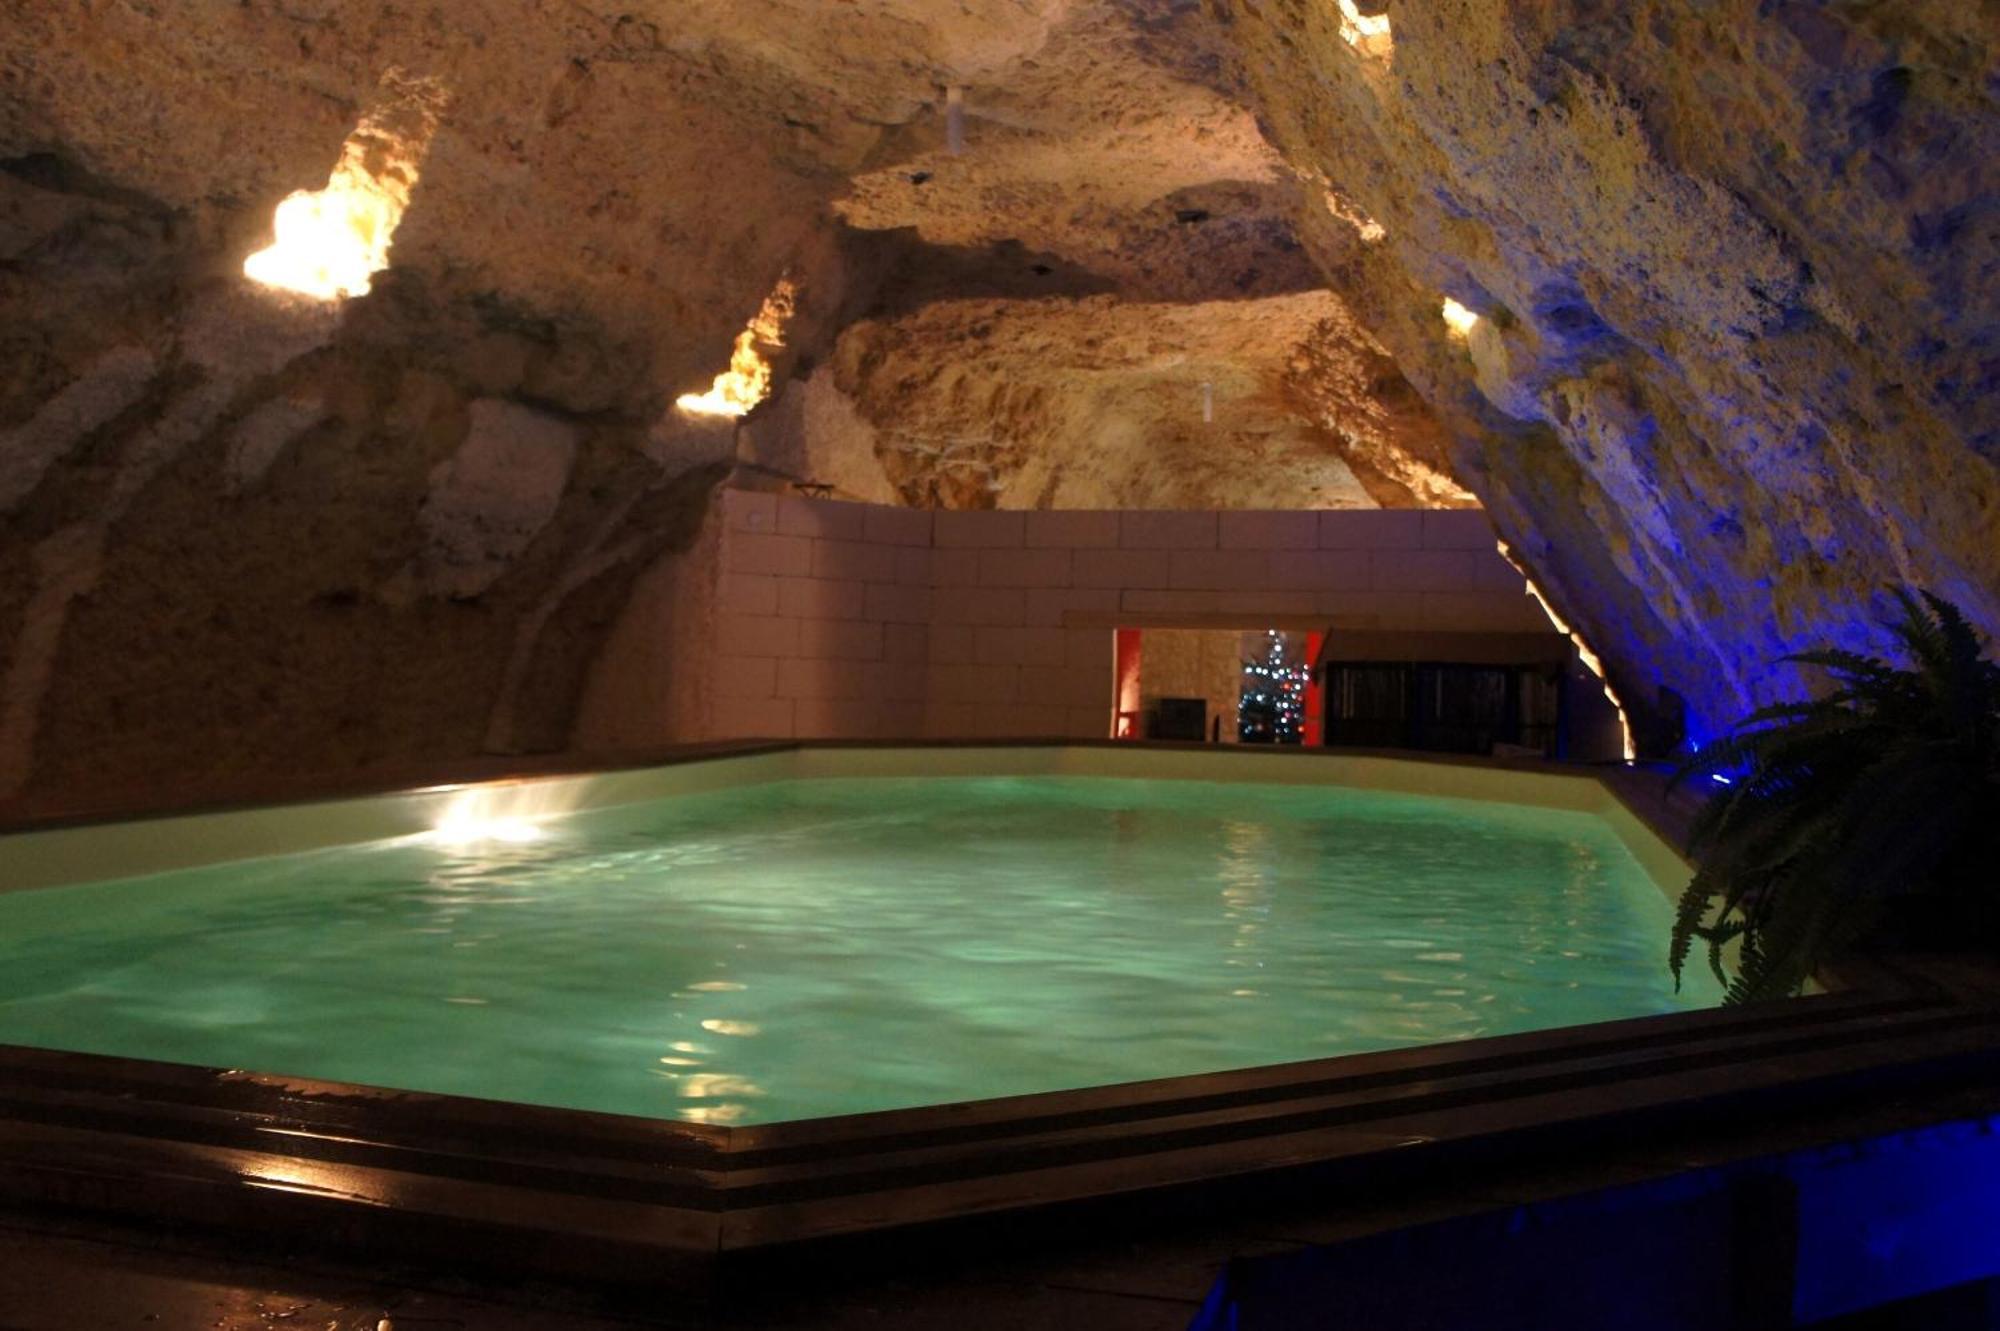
[1670,589,2000,1004]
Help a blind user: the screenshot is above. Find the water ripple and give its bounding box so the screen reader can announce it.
[0,775,1716,1124]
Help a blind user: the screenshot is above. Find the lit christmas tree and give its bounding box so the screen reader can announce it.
[1240,630,1308,743]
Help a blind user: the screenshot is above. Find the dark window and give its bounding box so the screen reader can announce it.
[1322,662,1562,757]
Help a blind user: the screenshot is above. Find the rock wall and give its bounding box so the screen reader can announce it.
[811,291,1425,510]
[0,0,963,809]
[0,0,1991,810]
[788,0,1471,511]
[0,149,724,813]
[1208,0,1999,747]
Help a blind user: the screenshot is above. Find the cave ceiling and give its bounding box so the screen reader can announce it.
[0,0,1993,794]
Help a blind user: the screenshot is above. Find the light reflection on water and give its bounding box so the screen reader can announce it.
[0,777,1717,1125]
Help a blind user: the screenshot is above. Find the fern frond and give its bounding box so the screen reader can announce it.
[1781,648,1893,680]
[1679,587,2000,1003]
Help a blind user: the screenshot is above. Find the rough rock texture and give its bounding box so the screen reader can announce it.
[795,0,1462,509]
[0,147,723,808]
[813,291,1411,510]
[0,0,1993,805]
[1210,0,1998,745]
[834,0,1307,303]
[0,0,1468,807]
[0,1,1067,805]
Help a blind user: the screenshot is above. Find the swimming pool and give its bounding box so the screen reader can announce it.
[0,750,1712,1126]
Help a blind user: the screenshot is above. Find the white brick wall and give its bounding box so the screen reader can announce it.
[698,492,1544,741]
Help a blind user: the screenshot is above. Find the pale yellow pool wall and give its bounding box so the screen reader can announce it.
[0,746,1689,903]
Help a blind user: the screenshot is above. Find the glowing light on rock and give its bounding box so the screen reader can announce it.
[1497,539,1638,762]
[675,280,798,418]
[1324,190,1387,243]
[244,101,434,301]
[1441,297,1481,338]
[1335,0,1393,58]
[427,780,577,847]
[244,173,403,300]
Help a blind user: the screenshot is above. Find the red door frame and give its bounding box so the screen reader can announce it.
[1302,630,1325,747]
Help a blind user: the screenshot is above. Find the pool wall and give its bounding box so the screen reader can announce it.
[0,743,1687,901]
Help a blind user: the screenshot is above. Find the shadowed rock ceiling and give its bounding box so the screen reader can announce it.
[0,0,1993,802]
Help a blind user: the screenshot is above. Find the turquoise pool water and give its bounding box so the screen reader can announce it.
[0,776,1710,1125]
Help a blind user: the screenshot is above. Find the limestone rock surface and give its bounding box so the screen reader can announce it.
[812,291,1423,510]
[1211,0,1998,742]
[0,0,1992,804]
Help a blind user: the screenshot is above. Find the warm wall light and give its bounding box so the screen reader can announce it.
[1335,0,1394,58]
[1498,540,1638,761]
[1441,297,1481,338]
[244,89,438,301]
[676,279,798,418]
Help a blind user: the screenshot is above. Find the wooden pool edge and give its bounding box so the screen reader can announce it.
[0,967,1997,1285]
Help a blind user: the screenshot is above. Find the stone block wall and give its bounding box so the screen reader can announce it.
[1134,629,1253,743]
[671,490,1548,743]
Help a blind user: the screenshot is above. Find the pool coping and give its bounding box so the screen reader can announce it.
[0,739,1697,902]
[0,743,1996,1279]
[0,738,1666,839]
